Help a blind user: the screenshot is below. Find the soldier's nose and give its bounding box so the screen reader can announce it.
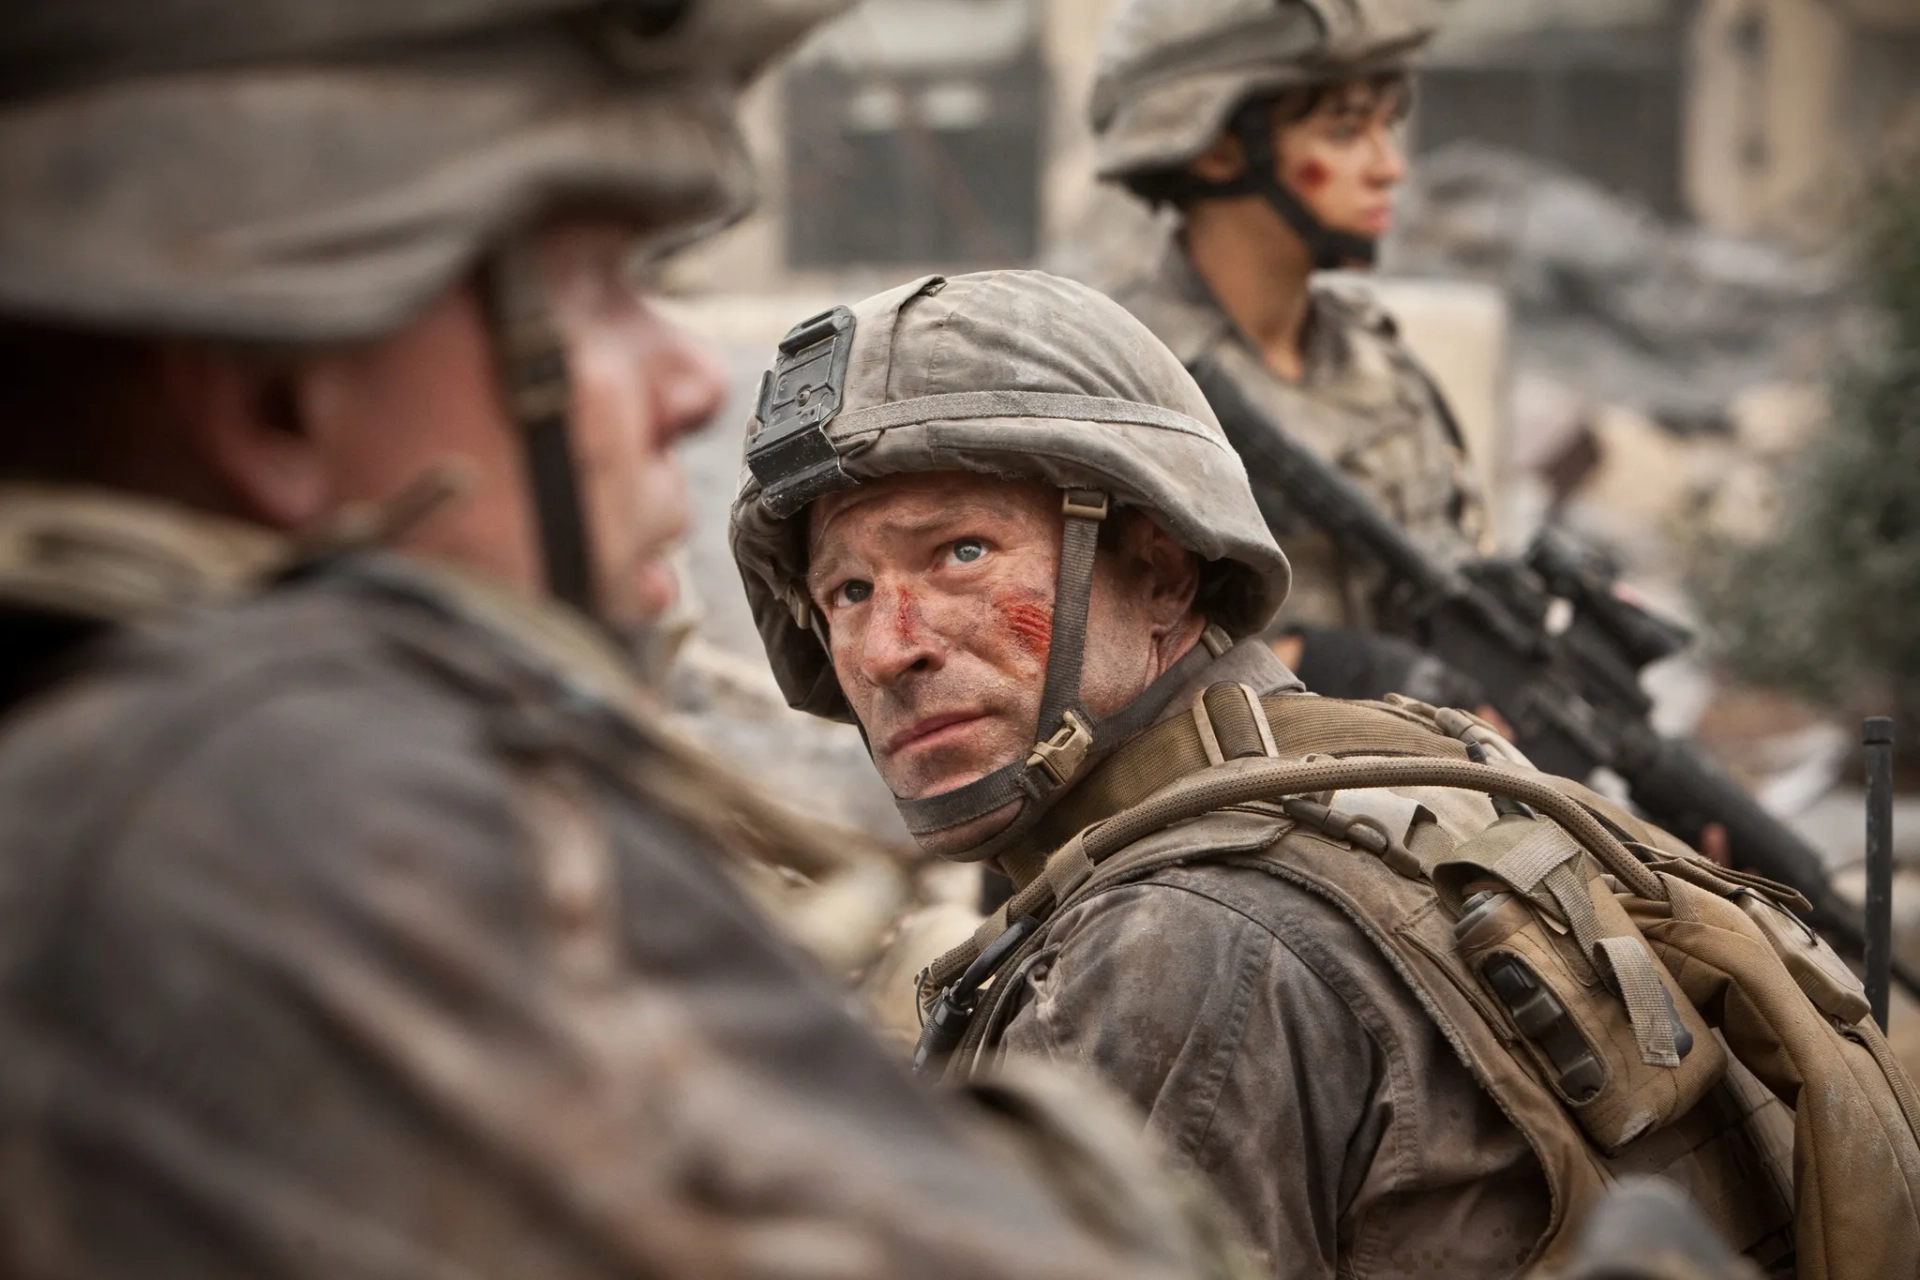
[860,583,945,686]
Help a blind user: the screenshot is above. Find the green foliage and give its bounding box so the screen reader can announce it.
[1697,173,1920,733]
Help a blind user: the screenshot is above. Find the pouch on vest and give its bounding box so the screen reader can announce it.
[1622,869,1920,1280]
[1435,814,1724,1153]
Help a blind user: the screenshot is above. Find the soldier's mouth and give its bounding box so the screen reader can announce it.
[885,710,992,756]
[1357,202,1392,235]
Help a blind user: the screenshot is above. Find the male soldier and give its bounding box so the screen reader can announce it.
[1079,0,1490,709]
[0,5,1250,1277]
[728,270,1910,1279]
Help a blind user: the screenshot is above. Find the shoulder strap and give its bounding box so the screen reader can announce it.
[924,685,1662,1006]
[1026,691,1470,856]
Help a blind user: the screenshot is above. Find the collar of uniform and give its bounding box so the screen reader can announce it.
[1003,635,1304,876]
[0,483,289,625]
[1143,225,1363,390]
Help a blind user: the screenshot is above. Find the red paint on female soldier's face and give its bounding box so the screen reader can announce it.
[999,593,1054,662]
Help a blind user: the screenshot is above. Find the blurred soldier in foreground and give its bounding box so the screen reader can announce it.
[732,269,1920,1279]
[1081,0,1490,709]
[0,5,1250,1277]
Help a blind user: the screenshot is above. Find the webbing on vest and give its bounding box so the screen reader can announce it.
[1491,823,1680,1067]
[928,748,1665,996]
[1018,693,1473,862]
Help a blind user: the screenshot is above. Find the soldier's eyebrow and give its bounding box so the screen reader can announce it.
[807,503,1005,591]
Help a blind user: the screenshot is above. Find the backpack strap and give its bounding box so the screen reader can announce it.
[923,689,1665,1005]
[1019,689,1473,861]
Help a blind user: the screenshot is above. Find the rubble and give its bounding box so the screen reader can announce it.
[1390,142,1846,427]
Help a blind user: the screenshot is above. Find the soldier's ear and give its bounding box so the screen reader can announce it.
[1189,128,1248,183]
[161,341,332,531]
[1113,512,1200,628]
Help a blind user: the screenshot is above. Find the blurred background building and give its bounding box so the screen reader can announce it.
[670,0,1920,287]
[653,0,1920,1047]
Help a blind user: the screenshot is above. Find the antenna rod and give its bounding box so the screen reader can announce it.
[1865,716,1896,1032]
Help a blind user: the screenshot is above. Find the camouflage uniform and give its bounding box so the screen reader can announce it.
[0,5,1249,1277]
[1080,0,1488,689]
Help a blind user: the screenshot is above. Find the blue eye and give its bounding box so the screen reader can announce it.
[834,580,873,607]
[950,538,987,565]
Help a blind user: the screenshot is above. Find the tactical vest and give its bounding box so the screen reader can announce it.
[920,685,1920,1279]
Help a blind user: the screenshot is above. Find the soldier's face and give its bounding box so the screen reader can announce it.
[286,220,724,628]
[535,223,727,625]
[807,472,1203,854]
[1271,77,1410,243]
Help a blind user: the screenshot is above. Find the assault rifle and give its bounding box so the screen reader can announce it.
[1192,358,1918,996]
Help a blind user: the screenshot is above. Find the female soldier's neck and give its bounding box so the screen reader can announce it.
[1182,200,1313,383]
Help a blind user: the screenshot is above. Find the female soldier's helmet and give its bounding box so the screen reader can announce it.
[1090,0,1439,268]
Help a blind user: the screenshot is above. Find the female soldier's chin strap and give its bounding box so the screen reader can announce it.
[483,238,601,619]
[889,488,1223,865]
[1170,96,1379,272]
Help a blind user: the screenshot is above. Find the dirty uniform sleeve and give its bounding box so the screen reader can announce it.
[998,862,1549,1280]
[999,872,1388,1279]
[0,657,1194,1280]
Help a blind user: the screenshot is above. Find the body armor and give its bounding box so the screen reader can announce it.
[926,641,1918,1278]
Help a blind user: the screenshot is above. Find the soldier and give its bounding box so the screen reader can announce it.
[733,269,1920,1279]
[0,5,1250,1278]
[1078,0,1491,710]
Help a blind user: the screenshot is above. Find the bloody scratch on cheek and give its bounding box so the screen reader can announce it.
[1295,158,1330,190]
[1003,599,1054,660]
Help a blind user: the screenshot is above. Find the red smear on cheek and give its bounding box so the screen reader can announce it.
[1001,598,1054,661]
[1294,158,1330,190]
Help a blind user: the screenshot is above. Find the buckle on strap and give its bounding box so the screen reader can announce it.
[1061,490,1110,522]
[1191,681,1279,766]
[1027,708,1094,788]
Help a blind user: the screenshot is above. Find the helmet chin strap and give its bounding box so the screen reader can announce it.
[886,489,1223,865]
[482,238,601,620]
[1181,97,1380,272]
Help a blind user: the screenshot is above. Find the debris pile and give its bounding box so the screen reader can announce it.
[1393,142,1846,430]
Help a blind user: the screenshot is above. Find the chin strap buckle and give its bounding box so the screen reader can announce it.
[1026,708,1094,789]
[1061,490,1110,522]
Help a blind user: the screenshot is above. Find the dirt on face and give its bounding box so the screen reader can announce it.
[807,472,1063,803]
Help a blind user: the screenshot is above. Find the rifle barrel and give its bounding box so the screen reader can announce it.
[1865,717,1896,1030]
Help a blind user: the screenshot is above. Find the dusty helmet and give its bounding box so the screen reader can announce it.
[1090,0,1438,182]
[1091,0,1435,270]
[0,0,840,620]
[0,0,838,342]
[729,269,1290,856]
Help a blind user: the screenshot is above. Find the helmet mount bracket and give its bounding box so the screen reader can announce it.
[748,306,859,519]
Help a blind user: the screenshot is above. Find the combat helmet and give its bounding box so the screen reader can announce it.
[0,0,840,621]
[1090,0,1438,268]
[730,269,1291,860]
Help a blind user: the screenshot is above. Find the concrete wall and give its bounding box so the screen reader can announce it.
[1686,0,1920,245]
